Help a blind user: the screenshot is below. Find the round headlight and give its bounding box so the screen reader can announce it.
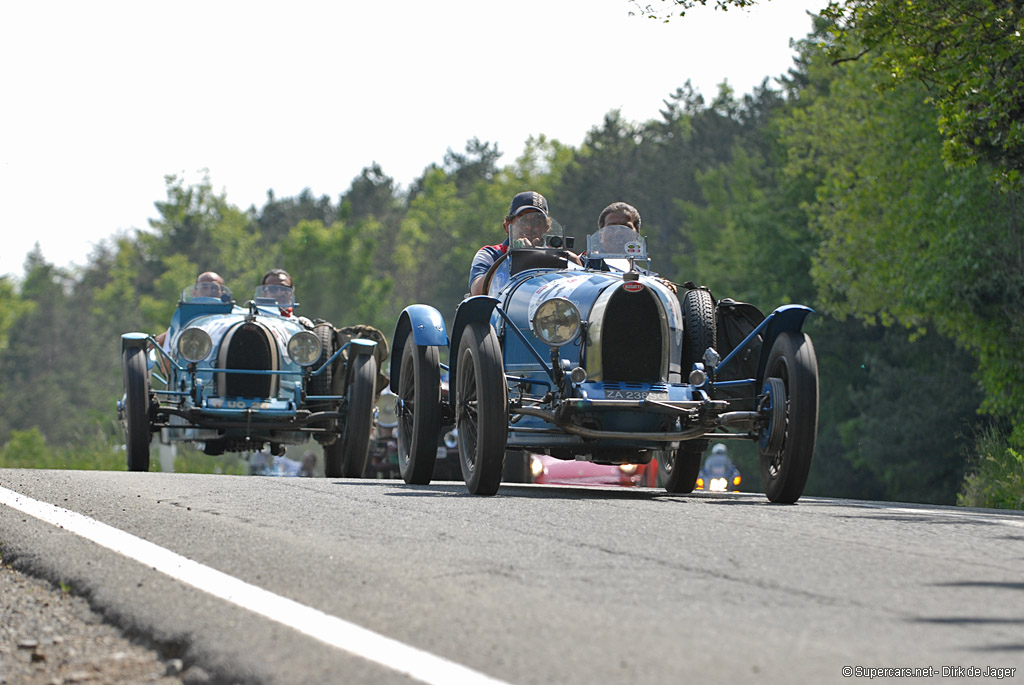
[531,297,581,347]
[177,328,212,362]
[287,331,322,367]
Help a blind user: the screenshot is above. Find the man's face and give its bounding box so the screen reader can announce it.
[509,209,549,247]
[193,281,224,298]
[601,211,637,231]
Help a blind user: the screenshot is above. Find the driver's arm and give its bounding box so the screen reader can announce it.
[468,245,501,296]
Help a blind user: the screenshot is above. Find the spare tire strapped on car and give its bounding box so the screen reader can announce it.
[333,324,390,396]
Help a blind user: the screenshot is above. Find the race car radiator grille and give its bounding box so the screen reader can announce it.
[219,323,277,398]
[601,288,662,383]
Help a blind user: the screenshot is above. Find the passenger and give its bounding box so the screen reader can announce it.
[468,191,550,296]
[597,201,642,233]
[585,202,642,271]
[260,268,296,317]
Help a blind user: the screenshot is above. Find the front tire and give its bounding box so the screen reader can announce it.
[456,322,508,495]
[396,336,442,484]
[759,331,819,503]
[122,346,152,472]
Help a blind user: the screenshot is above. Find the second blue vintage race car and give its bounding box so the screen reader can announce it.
[390,220,819,502]
[118,282,382,477]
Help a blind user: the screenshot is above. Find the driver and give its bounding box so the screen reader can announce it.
[191,270,228,299]
[468,191,550,296]
[154,271,226,374]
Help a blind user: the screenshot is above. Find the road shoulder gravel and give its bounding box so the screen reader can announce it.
[0,562,198,685]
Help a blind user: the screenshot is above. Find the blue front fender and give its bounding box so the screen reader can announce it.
[390,305,448,393]
[121,332,150,352]
[448,296,501,410]
[753,304,814,386]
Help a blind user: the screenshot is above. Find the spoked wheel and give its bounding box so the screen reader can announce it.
[456,322,508,495]
[396,336,441,484]
[339,353,378,478]
[122,345,152,472]
[658,440,706,493]
[682,287,717,372]
[758,331,819,504]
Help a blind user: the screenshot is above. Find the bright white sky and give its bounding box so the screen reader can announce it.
[0,0,820,279]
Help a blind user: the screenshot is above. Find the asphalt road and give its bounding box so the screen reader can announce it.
[1,469,1022,684]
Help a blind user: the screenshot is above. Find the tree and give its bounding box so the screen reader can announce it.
[819,0,1024,191]
[254,187,337,249]
[635,0,1024,190]
[281,219,394,332]
[341,163,404,226]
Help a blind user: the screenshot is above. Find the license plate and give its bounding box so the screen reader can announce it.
[436,446,448,459]
[602,389,669,401]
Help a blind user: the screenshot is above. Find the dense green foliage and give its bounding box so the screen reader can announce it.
[1,3,1021,507]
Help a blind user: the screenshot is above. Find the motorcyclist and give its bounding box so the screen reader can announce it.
[704,443,735,473]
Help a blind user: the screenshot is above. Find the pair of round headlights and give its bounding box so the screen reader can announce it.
[176,328,322,366]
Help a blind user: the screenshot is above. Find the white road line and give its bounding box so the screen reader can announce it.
[0,486,509,685]
[848,500,1024,528]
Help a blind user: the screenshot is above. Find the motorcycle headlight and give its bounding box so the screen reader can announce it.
[531,297,581,347]
[443,429,459,450]
[287,331,322,367]
[177,328,213,362]
[618,463,638,475]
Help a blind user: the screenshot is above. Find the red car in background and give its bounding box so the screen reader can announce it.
[529,453,657,487]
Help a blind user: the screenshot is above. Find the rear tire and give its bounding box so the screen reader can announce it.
[659,441,705,493]
[341,353,377,478]
[456,322,508,495]
[122,346,152,472]
[501,449,530,483]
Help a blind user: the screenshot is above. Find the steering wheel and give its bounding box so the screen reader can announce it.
[478,250,510,295]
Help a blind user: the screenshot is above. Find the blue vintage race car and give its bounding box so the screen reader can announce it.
[390,220,819,502]
[118,282,380,477]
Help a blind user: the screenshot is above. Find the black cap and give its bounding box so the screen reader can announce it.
[508,191,549,217]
